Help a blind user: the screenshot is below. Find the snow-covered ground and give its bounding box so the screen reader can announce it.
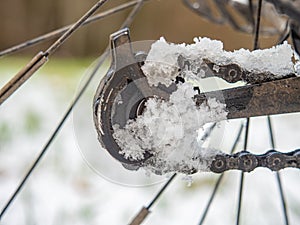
[0,57,300,225]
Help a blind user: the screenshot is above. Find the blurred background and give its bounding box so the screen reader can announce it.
[0,0,281,57]
[0,0,300,225]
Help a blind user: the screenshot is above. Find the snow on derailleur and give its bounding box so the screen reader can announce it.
[94,29,296,175]
[113,82,228,175]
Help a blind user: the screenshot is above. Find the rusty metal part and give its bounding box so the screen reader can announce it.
[202,58,291,84]
[93,28,175,166]
[210,149,300,173]
[201,58,245,83]
[194,76,300,119]
[178,56,296,84]
[94,28,300,172]
[93,28,147,165]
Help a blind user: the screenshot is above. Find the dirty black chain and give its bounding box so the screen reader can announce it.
[210,149,300,173]
[177,56,296,85]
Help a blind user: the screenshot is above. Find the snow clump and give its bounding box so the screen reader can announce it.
[142,37,295,87]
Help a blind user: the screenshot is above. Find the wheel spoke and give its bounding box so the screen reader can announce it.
[198,123,244,225]
[129,173,177,225]
[1,0,297,223]
[236,0,262,223]
[0,0,110,105]
[236,172,245,225]
[129,121,219,225]
[236,118,250,225]
[253,0,263,50]
[267,116,290,225]
[0,0,146,220]
[0,50,108,222]
[0,0,145,57]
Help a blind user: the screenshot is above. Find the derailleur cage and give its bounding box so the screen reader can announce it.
[93,28,175,167]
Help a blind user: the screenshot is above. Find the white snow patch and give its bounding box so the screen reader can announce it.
[142,37,295,86]
[113,36,295,174]
[113,83,227,174]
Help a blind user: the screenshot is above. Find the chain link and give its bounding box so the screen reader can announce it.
[210,149,300,173]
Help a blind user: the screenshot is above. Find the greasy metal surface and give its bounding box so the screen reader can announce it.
[93,28,147,165]
[195,76,300,119]
[94,28,300,170]
[210,149,300,173]
[201,58,245,83]
[178,56,296,84]
[203,58,296,84]
[93,28,174,166]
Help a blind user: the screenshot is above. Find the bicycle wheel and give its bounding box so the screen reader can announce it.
[0,0,299,225]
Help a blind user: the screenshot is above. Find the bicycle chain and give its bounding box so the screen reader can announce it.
[210,149,300,173]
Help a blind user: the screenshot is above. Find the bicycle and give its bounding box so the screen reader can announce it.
[0,0,299,224]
